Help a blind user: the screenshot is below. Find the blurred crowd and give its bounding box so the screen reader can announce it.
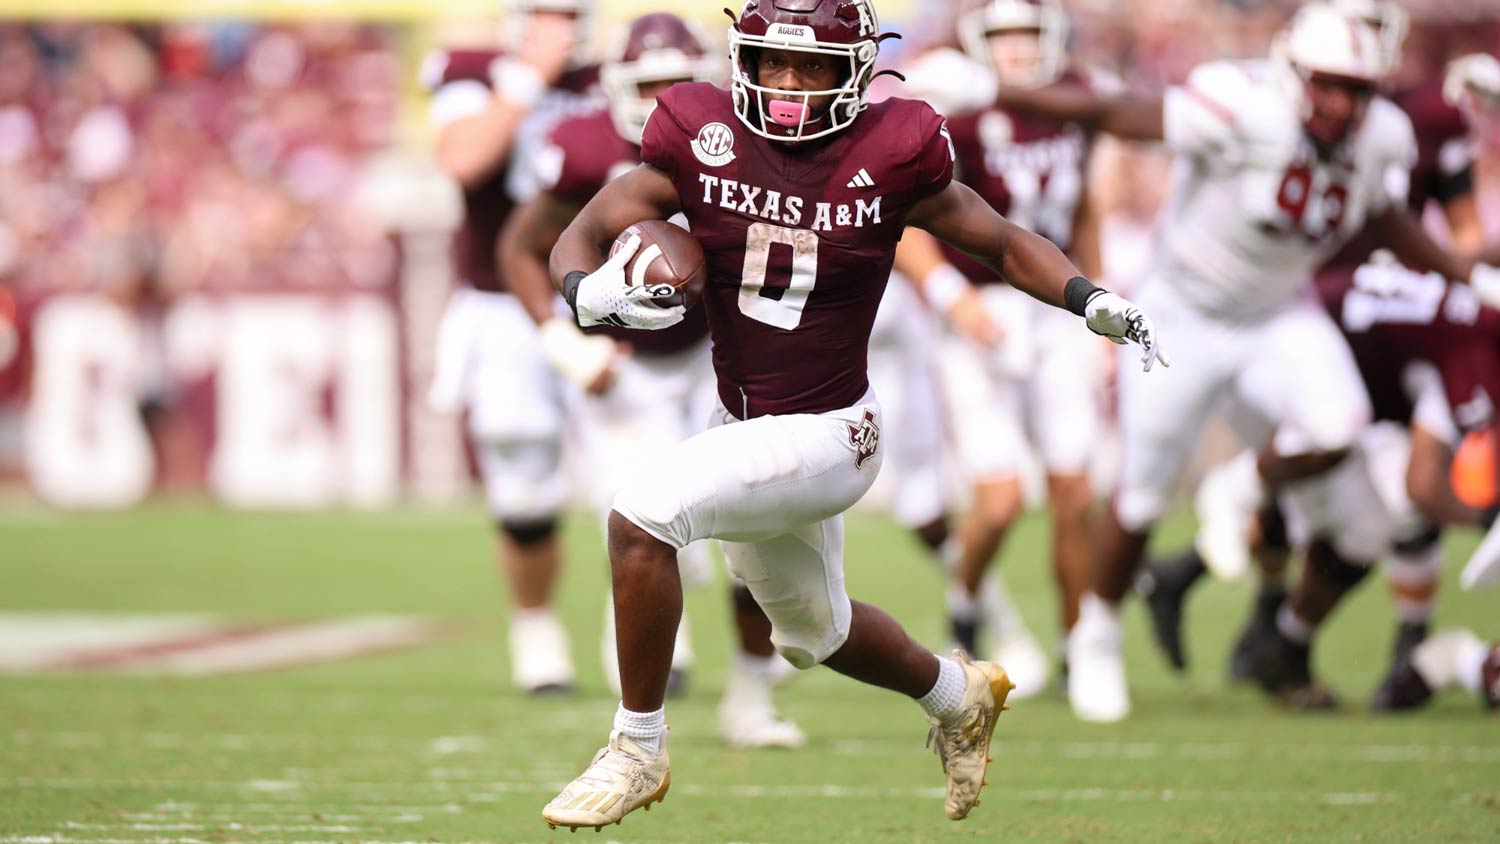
[0,22,401,307]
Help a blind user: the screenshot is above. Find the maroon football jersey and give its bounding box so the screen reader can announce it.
[942,74,1093,285]
[1321,79,1473,274]
[427,49,599,293]
[640,83,954,418]
[1319,265,1500,436]
[543,106,709,355]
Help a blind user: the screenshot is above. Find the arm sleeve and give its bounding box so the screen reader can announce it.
[1162,63,1242,158]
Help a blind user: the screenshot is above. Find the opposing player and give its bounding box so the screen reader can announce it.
[423,0,598,694]
[987,4,1498,722]
[1144,22,1500,705]
[897,0,1104,693]
[498,12,804,748]
[536,0,1164,829]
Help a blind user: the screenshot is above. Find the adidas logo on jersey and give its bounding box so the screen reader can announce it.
[846,168,875,189]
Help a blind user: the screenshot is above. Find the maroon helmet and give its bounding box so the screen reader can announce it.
[603,13,718,144]
[727,0,884,142]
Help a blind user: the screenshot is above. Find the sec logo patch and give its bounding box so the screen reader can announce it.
[691,122,736,167]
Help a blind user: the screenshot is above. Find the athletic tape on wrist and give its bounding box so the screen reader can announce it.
[562,270,588,319]
[1064,276,1103,317]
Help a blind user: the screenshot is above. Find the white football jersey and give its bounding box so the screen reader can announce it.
[1154,59,1416,317]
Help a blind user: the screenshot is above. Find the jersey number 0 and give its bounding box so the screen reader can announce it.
[738,222,820,330]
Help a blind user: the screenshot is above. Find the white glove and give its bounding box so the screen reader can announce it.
[1084,290,1170,372]
[539,317,618,392]
[1443,53,1500,107]
[572,234,687,330]
[1468,264,1500,310]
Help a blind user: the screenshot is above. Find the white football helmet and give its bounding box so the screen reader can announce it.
[602,14,718,145]
[1329,0,1409,75]
[1274,3,1385,86]
[957,0,1068,88]
[1273,4,1387,147]
[505,0,596,67]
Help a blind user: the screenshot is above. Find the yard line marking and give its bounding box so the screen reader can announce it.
[2,776,1411,806]
[12,730,1500,764]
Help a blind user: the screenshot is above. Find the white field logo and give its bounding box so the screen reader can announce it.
[692,121,737,167]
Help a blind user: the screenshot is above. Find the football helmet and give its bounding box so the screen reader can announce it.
[1272,3,1385,146]
[957,0,1069,88]
[1329,0,1408,74]
[505,0,596,67]
[602,14,718,146]
[728,0,884,142]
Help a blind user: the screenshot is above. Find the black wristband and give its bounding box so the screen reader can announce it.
[1482,503,1500,530]
[562,270,588,316]
[1064,276,1103,317]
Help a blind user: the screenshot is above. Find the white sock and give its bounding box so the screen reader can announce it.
[1455,634,1491,696]
[947,583,978,623]
[940,537,962,573]
[1411,629,1483,691]
[612,704,666,756]
[978,572,1026,640]
[513,606,555,625]
[917,655,968,722]
[1276,604,1314,644]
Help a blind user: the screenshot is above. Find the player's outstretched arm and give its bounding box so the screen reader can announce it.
[501,191,585,325]
[909,180,1168,370]
[1364,207,1500,308]
[549,163,686,330]
[992,84,1165,142]
[500,191,621,394]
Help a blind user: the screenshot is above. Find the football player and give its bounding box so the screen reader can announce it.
[894,0,1105,696]
[981,3,1500,722]
[1183,272,1500,708]
[1143,13,1500,707]
[499,12,805,749]
[536,0,1163,829]
[422,0,599,694]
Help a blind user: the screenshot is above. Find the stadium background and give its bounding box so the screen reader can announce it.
[2,2,1499,843]
[2,0,1497,510]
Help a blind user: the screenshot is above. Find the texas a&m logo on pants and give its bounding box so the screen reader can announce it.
[847,409,879,469]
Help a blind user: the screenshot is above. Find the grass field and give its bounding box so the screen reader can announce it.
[2,502,1498,843]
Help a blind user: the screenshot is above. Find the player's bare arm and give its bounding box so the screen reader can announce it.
[1366,205,1477,284]
[500,189,585,325]
[893,228,1002,347]
[549,163,685,330]
[435,16,577,187]
[908,178,1167,369]
[992,84,1165,141]
[499,187,622,395]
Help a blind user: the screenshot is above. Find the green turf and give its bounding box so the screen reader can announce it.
[2,502,1497,843]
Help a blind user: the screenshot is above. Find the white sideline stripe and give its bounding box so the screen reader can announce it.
[15,729,1499,764]
[2,776,1406,805]
[0,614,447,675]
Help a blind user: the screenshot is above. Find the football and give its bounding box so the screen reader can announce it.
[610,219,707,310]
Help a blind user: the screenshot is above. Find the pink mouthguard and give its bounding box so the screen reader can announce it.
[768,99,809,127]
